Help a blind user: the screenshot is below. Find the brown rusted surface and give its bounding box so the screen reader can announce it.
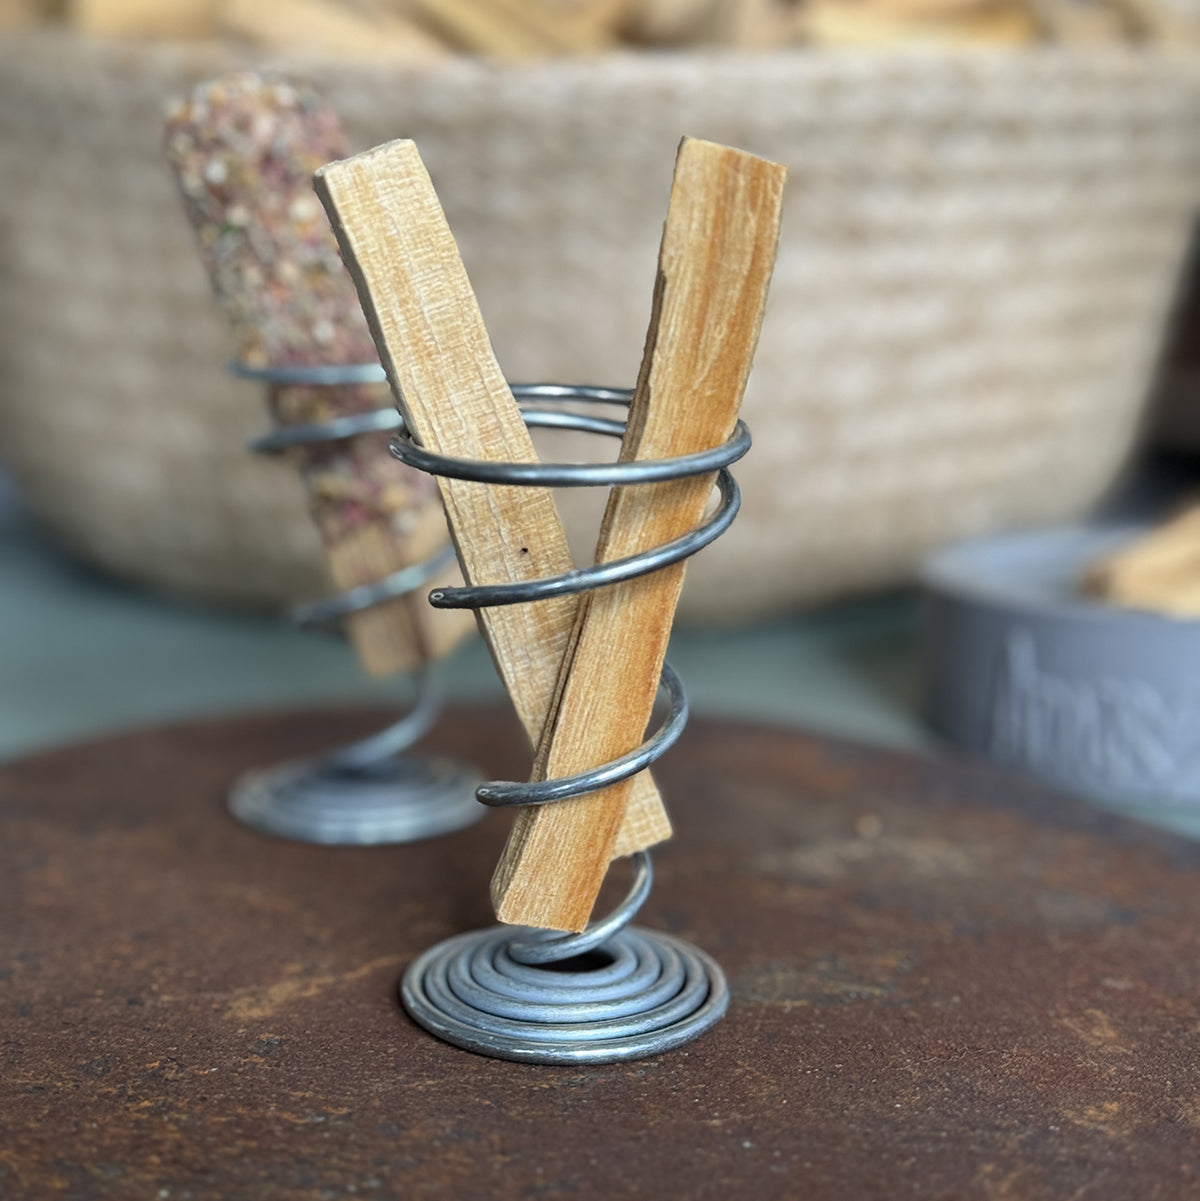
[4,706,1200,1199]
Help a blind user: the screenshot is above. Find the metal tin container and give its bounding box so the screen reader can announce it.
[922,524,1200,837]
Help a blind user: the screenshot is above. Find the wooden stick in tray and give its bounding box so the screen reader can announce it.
[165,73,472,676]
[69,0,217,39]
[314,138,673,859]
[1083,502,1200,617]
[492,138,786,931]
[218,0,450,61]
[406,0,629,56]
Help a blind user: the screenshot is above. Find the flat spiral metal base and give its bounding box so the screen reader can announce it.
[400,925,729,1064]
[228,753,485,845]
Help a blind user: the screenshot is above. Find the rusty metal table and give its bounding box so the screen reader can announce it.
[4,706,1200,1199]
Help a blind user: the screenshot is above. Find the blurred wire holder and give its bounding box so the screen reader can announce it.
[226,358,485,846]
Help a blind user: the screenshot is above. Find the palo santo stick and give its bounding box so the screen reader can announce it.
[492,138,786,931]
[799,0,1038,43]
[1109,0,1200,44]
[409,0,621,54]
[495,0,632,49]
[699,0,797,46]
[165,74,471,676]
[557,0,644,42]
[314,137,670,849]
[408,0,561,53]
[1,0,53,32]
[619,0,720,43]
[1026,0,1126,44]
[1083,503,1200,617]
[218,0,449,60]
[68,0,218,38]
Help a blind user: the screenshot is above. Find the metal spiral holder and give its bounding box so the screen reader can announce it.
[226,361,484,846]
[398,382,749,1063]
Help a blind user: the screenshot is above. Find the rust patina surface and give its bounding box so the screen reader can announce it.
[4,706,1200,1199]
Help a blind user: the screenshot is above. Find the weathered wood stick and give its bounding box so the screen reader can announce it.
[314,137,670,849]
[165,74,472,676]
[69,0,217,38]
[618,0,718,44]
[1083,502,1200,617]
[5,0,61,32]
[491,137,786,931]
[699,0,797,47]
[218,0,449,60]
[408,0,623,55]
[798,0,1037,43]
[407,0,561,54]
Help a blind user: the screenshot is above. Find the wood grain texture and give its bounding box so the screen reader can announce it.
[492,137,786,930]
[314,138,668,848]
[408,0,625,55]
[1083,502,1200,616]
[218,0,449,59]
[69,0,216,37]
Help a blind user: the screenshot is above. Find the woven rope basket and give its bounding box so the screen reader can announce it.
[2,33,1198,621]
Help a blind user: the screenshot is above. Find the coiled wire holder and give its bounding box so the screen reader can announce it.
[398,382,749,1063]
[225,360,484,846]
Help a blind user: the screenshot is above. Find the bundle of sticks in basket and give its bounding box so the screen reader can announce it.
[6,0,1199,50]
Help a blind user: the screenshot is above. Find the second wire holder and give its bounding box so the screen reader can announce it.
[226,359,484,846]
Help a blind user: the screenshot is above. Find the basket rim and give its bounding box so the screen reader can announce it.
[5,24,1200,80]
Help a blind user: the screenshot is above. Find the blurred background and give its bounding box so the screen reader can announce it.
[3,0,1200,830]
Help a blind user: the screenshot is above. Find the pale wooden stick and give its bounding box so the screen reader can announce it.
[407,0,557,53]
[698,0,796,46]
[1083,503,1200,617]
[1,0,52,31]
[314,138,670,850]
[68,0,218,38]
[619,0,720,44]
[491,137,786,931]
[410,0,624,54]
[559,0,644,42]
[1026,0,1126,44]
[1109,0,1200,44]
[503,0,633,49]
[798,0,1038,43]
[218,0,449,60]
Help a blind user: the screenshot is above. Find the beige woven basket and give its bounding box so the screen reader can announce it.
[2,33,1198,622]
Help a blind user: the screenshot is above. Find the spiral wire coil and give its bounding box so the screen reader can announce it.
[225,360,482,845]
[397,382,748,1063]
